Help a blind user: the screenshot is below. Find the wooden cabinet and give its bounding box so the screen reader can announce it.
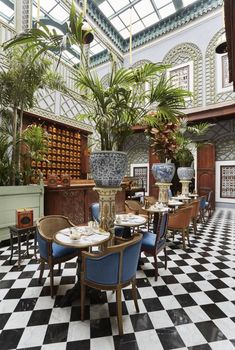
[44,183,126,225]
[23,114,89,181]
[197,143,215,209]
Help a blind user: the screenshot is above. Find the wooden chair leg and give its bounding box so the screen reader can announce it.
[116,287,123,336]
[154,254,158,281]
[182,229,186,250]
[81,278,86,321]
[164,247,167,269]
[131,279,139,313]
[193,218,197,235]
[38,260,45,284]
[187,227,190,247]
[49,263,54,298]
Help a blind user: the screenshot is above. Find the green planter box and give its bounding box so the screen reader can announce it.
[0,185,44,241]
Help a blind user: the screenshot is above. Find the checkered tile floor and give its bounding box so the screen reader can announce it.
[0,208,235,350]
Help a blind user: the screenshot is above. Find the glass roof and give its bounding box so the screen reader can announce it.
[96,0,198,39]
[0,0,200,66]
[0,0,14,26]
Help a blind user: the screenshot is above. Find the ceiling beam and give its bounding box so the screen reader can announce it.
[109,0,142,20]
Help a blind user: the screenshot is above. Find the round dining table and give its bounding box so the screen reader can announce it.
[54,225,111,306]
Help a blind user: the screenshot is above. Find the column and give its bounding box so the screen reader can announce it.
[94,187,122,231]
[15,0,33,33]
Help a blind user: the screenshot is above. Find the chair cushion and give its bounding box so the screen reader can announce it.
[52,243,77,258]
[141,231,165,250]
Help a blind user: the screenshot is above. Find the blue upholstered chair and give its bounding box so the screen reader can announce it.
[90,202,126,237]
[199,195,208,223]
[168,188,173,199]
[80,233,142,335]
[36,215,78,298]
[141,212,169,280]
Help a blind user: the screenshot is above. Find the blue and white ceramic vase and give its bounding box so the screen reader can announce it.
[90,151,127,187]
[152,163,176,183]
[177,167,195,181]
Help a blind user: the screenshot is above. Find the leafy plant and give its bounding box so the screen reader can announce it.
[174,119,212,167]
[75,62,191,151]
[21,124,49,184]
[0,46,67,185]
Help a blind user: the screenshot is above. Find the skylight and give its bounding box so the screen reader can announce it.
[97,0,199,39]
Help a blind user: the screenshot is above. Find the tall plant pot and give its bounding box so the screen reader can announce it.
[90,151,127,231]
[177,167,194,181]
[177,167,195,196]
[90,151,127,188]
[152,163,175,203]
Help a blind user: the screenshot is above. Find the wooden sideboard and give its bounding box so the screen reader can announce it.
[44,181,126,225]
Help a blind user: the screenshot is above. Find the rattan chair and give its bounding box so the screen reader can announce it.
[168,206,192,250]
[36,215,78,298]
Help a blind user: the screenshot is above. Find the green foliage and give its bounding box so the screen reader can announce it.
[0,46,67,185]
[75,62,191,151]
[3,1,90,65]
[21,124,49,185]
[174,118,212,166]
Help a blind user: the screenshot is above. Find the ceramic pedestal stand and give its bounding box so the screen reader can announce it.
[156,182,172,204]
[180,180,191,196]
[94,187,122,232]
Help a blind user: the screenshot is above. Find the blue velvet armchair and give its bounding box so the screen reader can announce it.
[141,212,169,280]
[80,233,142,335]
[36,215,78,298]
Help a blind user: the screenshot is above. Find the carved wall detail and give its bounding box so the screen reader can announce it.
[163,43,203,108]
[204,119,235,161]
[205,28,235,105]
[124,134,149,175]
[36,88,56,114]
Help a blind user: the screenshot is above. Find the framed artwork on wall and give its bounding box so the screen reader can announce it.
[220,165,235,198]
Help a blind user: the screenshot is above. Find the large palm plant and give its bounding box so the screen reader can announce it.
[3,1,191,153]
[76,62,190,151]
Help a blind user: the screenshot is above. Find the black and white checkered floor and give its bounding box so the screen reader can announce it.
[0,208,235,350]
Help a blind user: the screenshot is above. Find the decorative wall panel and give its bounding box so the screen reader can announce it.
[205,28,235,104]
[163,43,203,108]
[124,134,149,175]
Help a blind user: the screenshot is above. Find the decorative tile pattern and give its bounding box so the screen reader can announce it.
[0,209,234,349]
[163,43,203,108]
[205,28,235,105]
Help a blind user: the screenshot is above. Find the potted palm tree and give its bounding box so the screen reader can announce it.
[3,1,190,189]
[175,118,212,181]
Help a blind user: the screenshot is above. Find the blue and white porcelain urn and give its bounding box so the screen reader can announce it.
[90,151,127,187]
[152,163,176,183]
[177,167,195,181]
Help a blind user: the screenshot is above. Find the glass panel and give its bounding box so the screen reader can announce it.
[99,1,114,17]
[142,12,159,27]
[90,43,105,54]
[153,0,172,8]
[49,4,69,22]
[0,2,14,17]
[110,16,125,31]
[134,0,154,18]
[119,8,139,25]
[183,0,197,6]
[110,0,130,12]
[119,27,130,39]
[39,0,57,12]
[132,20,145,34]
[158,3,175,18]
[32,4,44,18]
